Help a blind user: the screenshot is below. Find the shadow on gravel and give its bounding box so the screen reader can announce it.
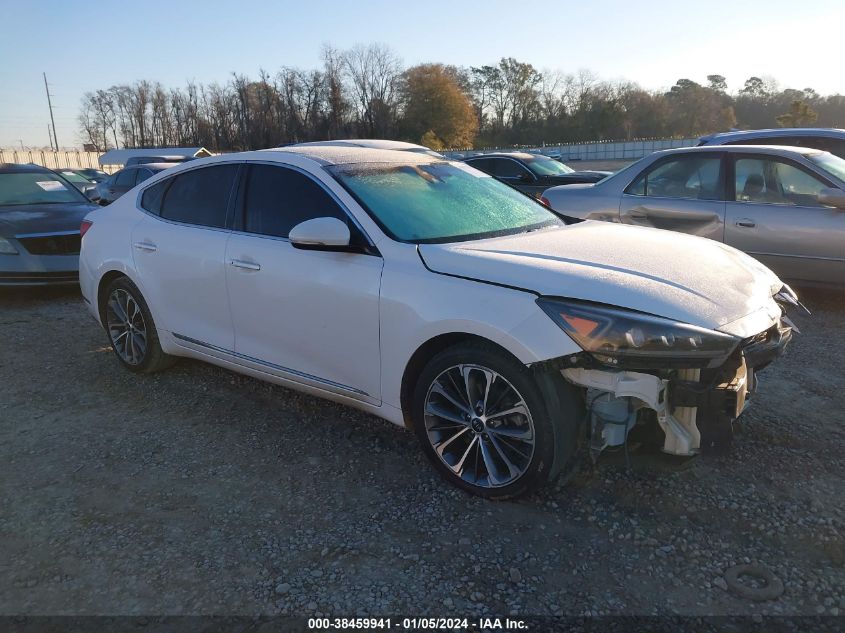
[0,284,81,304]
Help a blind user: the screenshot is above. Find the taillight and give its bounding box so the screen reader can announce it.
[540,196,552,208]
[80,219,93,238]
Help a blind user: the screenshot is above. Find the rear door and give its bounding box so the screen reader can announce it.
[131,163,241,350]
[724,154,845,285]
[225,162,383,403]
[619,153,726,241]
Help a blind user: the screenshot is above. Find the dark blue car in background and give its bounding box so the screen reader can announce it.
[0,163,97,286]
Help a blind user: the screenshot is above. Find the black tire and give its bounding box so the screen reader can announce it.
[411,341,580,500]
[102,276,175,374]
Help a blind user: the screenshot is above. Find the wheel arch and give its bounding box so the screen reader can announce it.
[95,267,149,326]
[399,332,525,429]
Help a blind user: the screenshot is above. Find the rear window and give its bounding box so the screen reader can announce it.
[0,172,88,206]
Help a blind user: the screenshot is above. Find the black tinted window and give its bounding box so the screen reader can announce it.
[492,159,531,179]
[140,178,170,215]
[136,169,154,184]
[114,169,136,187]
[243,164,347,238]
[160,164,239,228]
[465,158,495,175]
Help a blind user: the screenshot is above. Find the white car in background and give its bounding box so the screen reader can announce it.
[79,147,798,499]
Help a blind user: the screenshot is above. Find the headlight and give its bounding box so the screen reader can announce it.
[537,298,740,369]
[0,237,18,255]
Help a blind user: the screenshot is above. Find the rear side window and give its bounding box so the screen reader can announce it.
[242,164,347,238]
[140,178,169,215]
[159,164,239,228]
[465,158,495,175]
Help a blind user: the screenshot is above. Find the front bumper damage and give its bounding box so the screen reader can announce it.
[561,320,794,457]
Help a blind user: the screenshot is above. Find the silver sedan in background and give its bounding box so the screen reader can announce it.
[542,145,845,287]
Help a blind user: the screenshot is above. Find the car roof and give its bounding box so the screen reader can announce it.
[0,163,53,174]
[122,162,175,171]
[293,139,433,151]
[655,145,825,157]
[259,146,443,166]
[701,128,845,143]
[465,152,541,161]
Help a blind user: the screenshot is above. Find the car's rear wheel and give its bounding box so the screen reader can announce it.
[412,342,578,499]
[103,277,174,373]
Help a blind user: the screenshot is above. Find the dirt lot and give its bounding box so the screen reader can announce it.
[1,285,843,618]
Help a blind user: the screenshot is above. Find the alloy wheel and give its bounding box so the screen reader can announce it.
[106,288,147,365]
[423,364,536,488]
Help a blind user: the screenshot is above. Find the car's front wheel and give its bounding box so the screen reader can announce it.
[412,342,579,499]
[103,276,174,373]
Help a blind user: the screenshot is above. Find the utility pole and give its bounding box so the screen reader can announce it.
[47,124,54,151]
[43,72,58,151]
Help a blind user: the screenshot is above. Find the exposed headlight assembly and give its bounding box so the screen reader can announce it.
[537,298,740,369]
[0,237,19,255]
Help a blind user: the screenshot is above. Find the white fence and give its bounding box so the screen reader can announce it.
[0,149,117,173]
[4,137,701,171]
[444,138,699,161]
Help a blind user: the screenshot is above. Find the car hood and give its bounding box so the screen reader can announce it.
[0,203,97,236]
[418,221,784,337]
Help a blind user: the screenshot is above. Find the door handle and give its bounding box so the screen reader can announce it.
[735,219,756,228]
[229,259,261,271]
[132,241,157,252]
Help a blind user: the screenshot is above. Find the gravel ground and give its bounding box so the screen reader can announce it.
[0,285,843,618]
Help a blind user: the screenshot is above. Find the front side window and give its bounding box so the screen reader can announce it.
[734,158,828,207]
[626,156,723,200]
[492,159,533,180]
[0,172,88,206]
[329,161,563,243]
[242,164,348,238]
[159,164,239,227]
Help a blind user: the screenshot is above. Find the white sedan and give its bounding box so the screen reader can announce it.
[79,147,798,499]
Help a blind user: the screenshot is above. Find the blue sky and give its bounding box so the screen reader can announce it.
[1,0,842,147]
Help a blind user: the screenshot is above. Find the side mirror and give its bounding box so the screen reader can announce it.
[818,187,845,210]
[289,217,351,250]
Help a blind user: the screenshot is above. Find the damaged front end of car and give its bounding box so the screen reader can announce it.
[535,286,804,459]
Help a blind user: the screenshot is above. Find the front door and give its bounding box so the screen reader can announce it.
[225,163,383,403]
[725,155,845,285]
[618,153,726,241]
